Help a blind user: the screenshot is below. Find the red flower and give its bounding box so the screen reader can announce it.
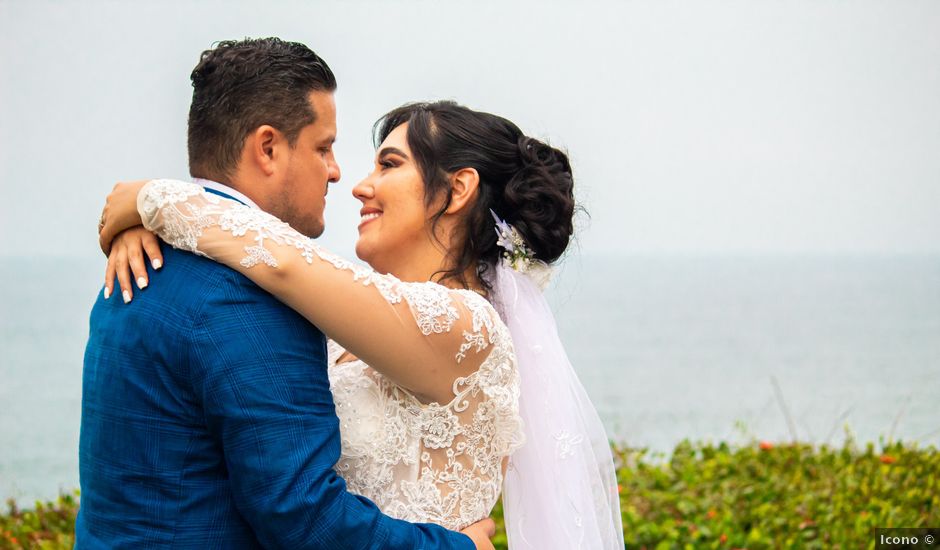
[719,533,728,543]
[617,484,623,494]
[707,509,718,519]
[880,455,897,464]
[759,440,773,450]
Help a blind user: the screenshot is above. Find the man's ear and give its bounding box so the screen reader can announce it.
[247,125,283,177]
[446,168,480,215]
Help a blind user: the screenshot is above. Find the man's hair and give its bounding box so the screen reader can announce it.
[187,37,337,180]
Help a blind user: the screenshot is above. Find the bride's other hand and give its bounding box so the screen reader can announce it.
[460,518,496,550]
[104,227,163,303]
[98,180,149,255]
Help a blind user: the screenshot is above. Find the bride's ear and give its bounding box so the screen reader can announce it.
[445,168,480,215]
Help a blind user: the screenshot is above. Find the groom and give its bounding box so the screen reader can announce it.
[78,38,492,549]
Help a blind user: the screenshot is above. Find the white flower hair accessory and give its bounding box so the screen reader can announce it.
[490,209,554,290]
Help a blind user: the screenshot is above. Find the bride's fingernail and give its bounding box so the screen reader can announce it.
[122,290,131,303]
[103,287,111,300]
[152,258,162,270]
[137,277,148,289]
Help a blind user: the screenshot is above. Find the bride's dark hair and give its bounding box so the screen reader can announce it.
[373,101,577,288]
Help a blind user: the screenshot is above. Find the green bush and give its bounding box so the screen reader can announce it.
[2,440,937,549]
[0,492,77,550]
[609,439,938,550]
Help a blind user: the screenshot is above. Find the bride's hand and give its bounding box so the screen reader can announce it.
[104,227,163,303]
[98,180,149,255]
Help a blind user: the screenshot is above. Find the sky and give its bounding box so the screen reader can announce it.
[1,0,938,259]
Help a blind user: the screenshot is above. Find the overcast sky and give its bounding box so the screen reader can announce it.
[1,0,938,259]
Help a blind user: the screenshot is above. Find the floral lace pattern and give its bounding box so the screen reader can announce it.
[328,328,521,529]
[139,179,526,530]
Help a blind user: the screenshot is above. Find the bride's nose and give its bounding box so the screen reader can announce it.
[352,175,374,202]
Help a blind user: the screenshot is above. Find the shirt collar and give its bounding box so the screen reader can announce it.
[193,178,261,210]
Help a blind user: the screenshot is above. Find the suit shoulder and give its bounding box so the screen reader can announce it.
[116,247,288,329]
[159,247,267,294]
[158,248,320,333]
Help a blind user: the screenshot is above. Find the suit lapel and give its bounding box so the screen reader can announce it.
[203,187,247,206]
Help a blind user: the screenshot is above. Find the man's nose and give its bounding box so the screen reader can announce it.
[328,158,341,183]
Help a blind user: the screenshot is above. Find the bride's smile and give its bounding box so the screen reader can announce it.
[358,207,382,227]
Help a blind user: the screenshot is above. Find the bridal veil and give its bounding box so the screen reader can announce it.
[488,263,624,549]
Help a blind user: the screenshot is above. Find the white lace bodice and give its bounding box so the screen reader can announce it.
[137,179,525,530]
[326,327,520,530]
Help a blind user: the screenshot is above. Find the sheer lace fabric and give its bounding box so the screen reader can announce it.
[138,179,525,530]
[327,335,520,529]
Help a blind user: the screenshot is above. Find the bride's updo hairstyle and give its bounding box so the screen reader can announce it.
[373,101,576,288]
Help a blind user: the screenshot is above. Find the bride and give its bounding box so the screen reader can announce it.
[98,101,624,549]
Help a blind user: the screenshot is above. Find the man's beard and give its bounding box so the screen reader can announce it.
[268,193,324,239]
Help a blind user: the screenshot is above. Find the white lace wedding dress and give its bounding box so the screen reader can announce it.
[136,179,525,531]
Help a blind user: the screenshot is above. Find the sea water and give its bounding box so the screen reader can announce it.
[1,254,938,502]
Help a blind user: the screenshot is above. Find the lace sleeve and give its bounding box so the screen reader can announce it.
[138,179,501,402]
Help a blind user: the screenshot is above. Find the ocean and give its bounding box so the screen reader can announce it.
[2,254,938,502]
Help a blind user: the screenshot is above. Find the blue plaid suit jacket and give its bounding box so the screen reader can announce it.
[77,191,473,549]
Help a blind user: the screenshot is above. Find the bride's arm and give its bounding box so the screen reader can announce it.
[99,179,498,403]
